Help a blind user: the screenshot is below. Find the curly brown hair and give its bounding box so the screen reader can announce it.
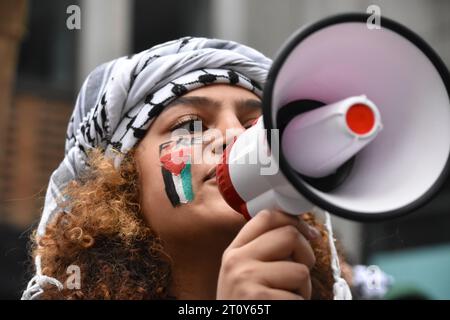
[31,148,341,299]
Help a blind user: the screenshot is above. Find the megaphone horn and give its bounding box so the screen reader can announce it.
[217,13,450,222]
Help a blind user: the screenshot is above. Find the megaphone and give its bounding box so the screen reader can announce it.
[216,13,450,221]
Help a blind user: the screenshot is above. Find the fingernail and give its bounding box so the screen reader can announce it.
[308,226,321,240]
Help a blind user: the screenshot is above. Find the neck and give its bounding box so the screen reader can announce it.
[168,248,222,299]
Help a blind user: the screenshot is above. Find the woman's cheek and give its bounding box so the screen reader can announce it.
[157,136,203,207]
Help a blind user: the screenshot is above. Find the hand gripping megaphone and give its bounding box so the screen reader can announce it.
[216,13,450,222]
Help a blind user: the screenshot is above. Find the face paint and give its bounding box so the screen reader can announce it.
[159,136,200,207]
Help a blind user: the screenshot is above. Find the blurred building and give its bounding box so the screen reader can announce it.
[0,0,449,299]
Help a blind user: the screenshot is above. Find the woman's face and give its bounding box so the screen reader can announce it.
[135,84,262,258]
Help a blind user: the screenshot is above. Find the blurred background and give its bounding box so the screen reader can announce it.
[0,0,449,299]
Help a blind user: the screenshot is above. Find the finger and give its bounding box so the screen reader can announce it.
[257,261,312,299]
[229,210,310,249]
[250,285,305,300]
[240,225,316,269]
[298,214,321,241]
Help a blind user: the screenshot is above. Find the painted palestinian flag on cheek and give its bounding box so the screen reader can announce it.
[160,148,194,207]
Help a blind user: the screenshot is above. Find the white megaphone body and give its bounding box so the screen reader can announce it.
[216,13,450,222]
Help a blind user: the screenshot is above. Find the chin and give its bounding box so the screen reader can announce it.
[198,196,246,226]
[212,200,246,230]
[194,180,247,227]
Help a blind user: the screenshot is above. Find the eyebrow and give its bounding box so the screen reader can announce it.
[167,96,262,112]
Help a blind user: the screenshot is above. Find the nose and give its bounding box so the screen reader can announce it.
[210,111,245,154]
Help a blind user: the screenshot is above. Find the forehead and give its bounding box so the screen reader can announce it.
[163,84,262,113]
[182,84,260,100]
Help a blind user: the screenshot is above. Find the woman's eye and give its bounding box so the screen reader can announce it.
[171,116,206,134]
[243,118,258,129]
[176,119,196,132]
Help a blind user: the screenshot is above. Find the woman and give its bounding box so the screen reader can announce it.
[22,37,350,300]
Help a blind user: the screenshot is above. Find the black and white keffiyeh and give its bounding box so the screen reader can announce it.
[22,37,271,299]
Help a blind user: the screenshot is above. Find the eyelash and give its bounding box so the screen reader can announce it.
[170,115,206,133]
[170,115,258,133]
[243,120,256,129]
